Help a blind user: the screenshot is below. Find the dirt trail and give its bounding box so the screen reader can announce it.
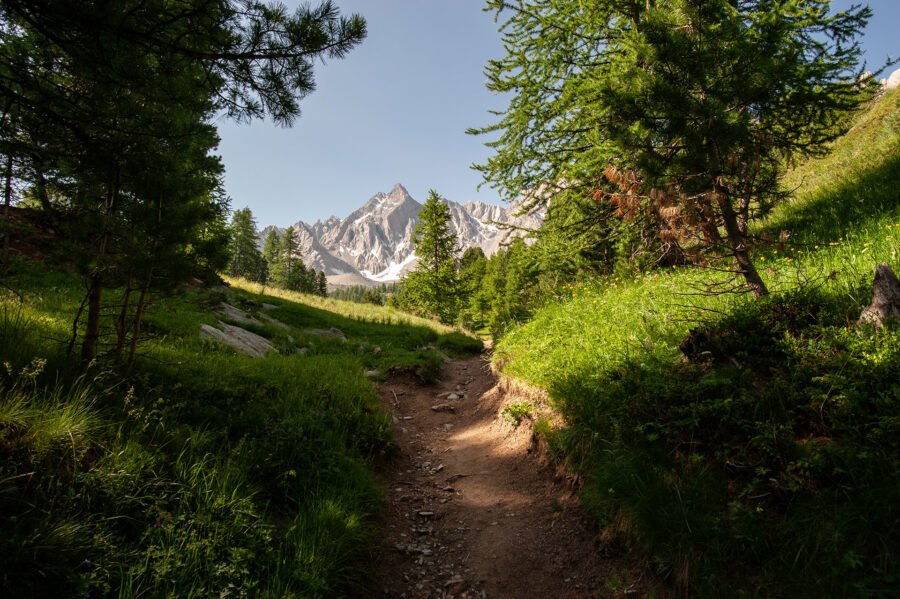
[372,353,607,598]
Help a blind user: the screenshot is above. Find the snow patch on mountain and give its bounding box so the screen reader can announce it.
[262,183,544,286]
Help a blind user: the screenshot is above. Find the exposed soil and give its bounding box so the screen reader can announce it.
[372,353,609,598]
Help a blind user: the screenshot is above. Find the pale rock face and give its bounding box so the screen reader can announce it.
[261,184,545,286]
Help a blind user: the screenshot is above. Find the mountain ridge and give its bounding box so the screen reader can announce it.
[262,183,544,286]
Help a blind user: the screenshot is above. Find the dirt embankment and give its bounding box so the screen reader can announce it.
[372,353,609,598]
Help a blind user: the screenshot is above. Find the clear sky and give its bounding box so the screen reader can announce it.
[216,0,899,228]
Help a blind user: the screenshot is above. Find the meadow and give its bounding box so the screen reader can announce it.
[494,89,900,596]
[0,262,479,597]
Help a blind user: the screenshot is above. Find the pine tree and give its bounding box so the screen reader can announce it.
[277,226,309,291]
[403,190,460,323]
[0,0,367,361]
[458,247,488,328]
[228,207,266,281]
[316,270,328,297]
[472,0,876,297]
[261,228,281,284]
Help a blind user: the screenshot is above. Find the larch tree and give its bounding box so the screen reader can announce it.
[404,190,461,323]
[471,0,877,297]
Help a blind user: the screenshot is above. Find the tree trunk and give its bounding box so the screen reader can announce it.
[113,275,133,362]
[81,273,103,362]
[67,291,89,357]
[715,187,769,297]
[707,140,768,297]
[2,154,12,264]
[80,176,119,362]
[127,274,152,368]
[859,264,900,327]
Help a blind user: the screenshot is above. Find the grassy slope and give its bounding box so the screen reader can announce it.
[496,90,900,596]
[0,265,480,597]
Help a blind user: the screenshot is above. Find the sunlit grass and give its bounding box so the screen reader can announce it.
[225,276,467,336]
[495,89,900,595]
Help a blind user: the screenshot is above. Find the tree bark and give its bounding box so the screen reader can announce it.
[81,273,103,362]
[859,264,900,327]
[707,140,769,297]
[127,274,152,368]
[3,154,12,264]
[715,186,769,297]
[113,275,133,362]
[80,175,119,362]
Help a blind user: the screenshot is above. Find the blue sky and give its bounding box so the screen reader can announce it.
[217,0,899,228]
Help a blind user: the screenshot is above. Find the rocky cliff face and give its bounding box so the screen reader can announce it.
[263,183,544,285]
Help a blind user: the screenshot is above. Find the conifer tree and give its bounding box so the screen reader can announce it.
[0,0,367,361]
[403,190,460,323]
[458,246,488,327]
[227,207,266,281]
[473,0,876,297]
[316,270,328,297]
[261,228,281,284]
[277,226,308,290]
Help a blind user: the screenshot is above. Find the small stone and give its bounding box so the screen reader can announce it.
[373,346,382,354]
[418,511,435,518]
[447,393,461,401]
[365,369,380,378]
[431,404,455,413]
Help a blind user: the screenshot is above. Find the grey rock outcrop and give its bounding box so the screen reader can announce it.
[200,322,276,358]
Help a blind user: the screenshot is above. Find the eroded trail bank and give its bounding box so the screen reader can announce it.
[372,354,607,598]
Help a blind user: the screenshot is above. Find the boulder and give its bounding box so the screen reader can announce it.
[200,322,276,358]
[216,302,261,326]
[858,264,900,328]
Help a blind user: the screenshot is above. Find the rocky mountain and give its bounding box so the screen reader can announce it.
[264,183,544,286]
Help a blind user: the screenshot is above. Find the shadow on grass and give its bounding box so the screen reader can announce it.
[541,291,900,597]
[762,151,900,245]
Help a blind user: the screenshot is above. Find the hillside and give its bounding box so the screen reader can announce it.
[493,89,900,595]
[0,261,480,597]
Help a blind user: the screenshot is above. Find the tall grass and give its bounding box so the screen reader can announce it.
[0,250,482,595]
[495,89,900,595]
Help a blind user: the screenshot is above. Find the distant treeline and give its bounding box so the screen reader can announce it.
[227,208,327,297]
[330,283,399,305]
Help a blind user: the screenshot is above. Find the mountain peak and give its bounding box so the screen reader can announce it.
[390,182,410,195]
[262,185,543,286]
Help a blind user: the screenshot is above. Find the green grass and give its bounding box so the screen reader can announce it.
[495,89,900,596]
[0,261,481,596]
